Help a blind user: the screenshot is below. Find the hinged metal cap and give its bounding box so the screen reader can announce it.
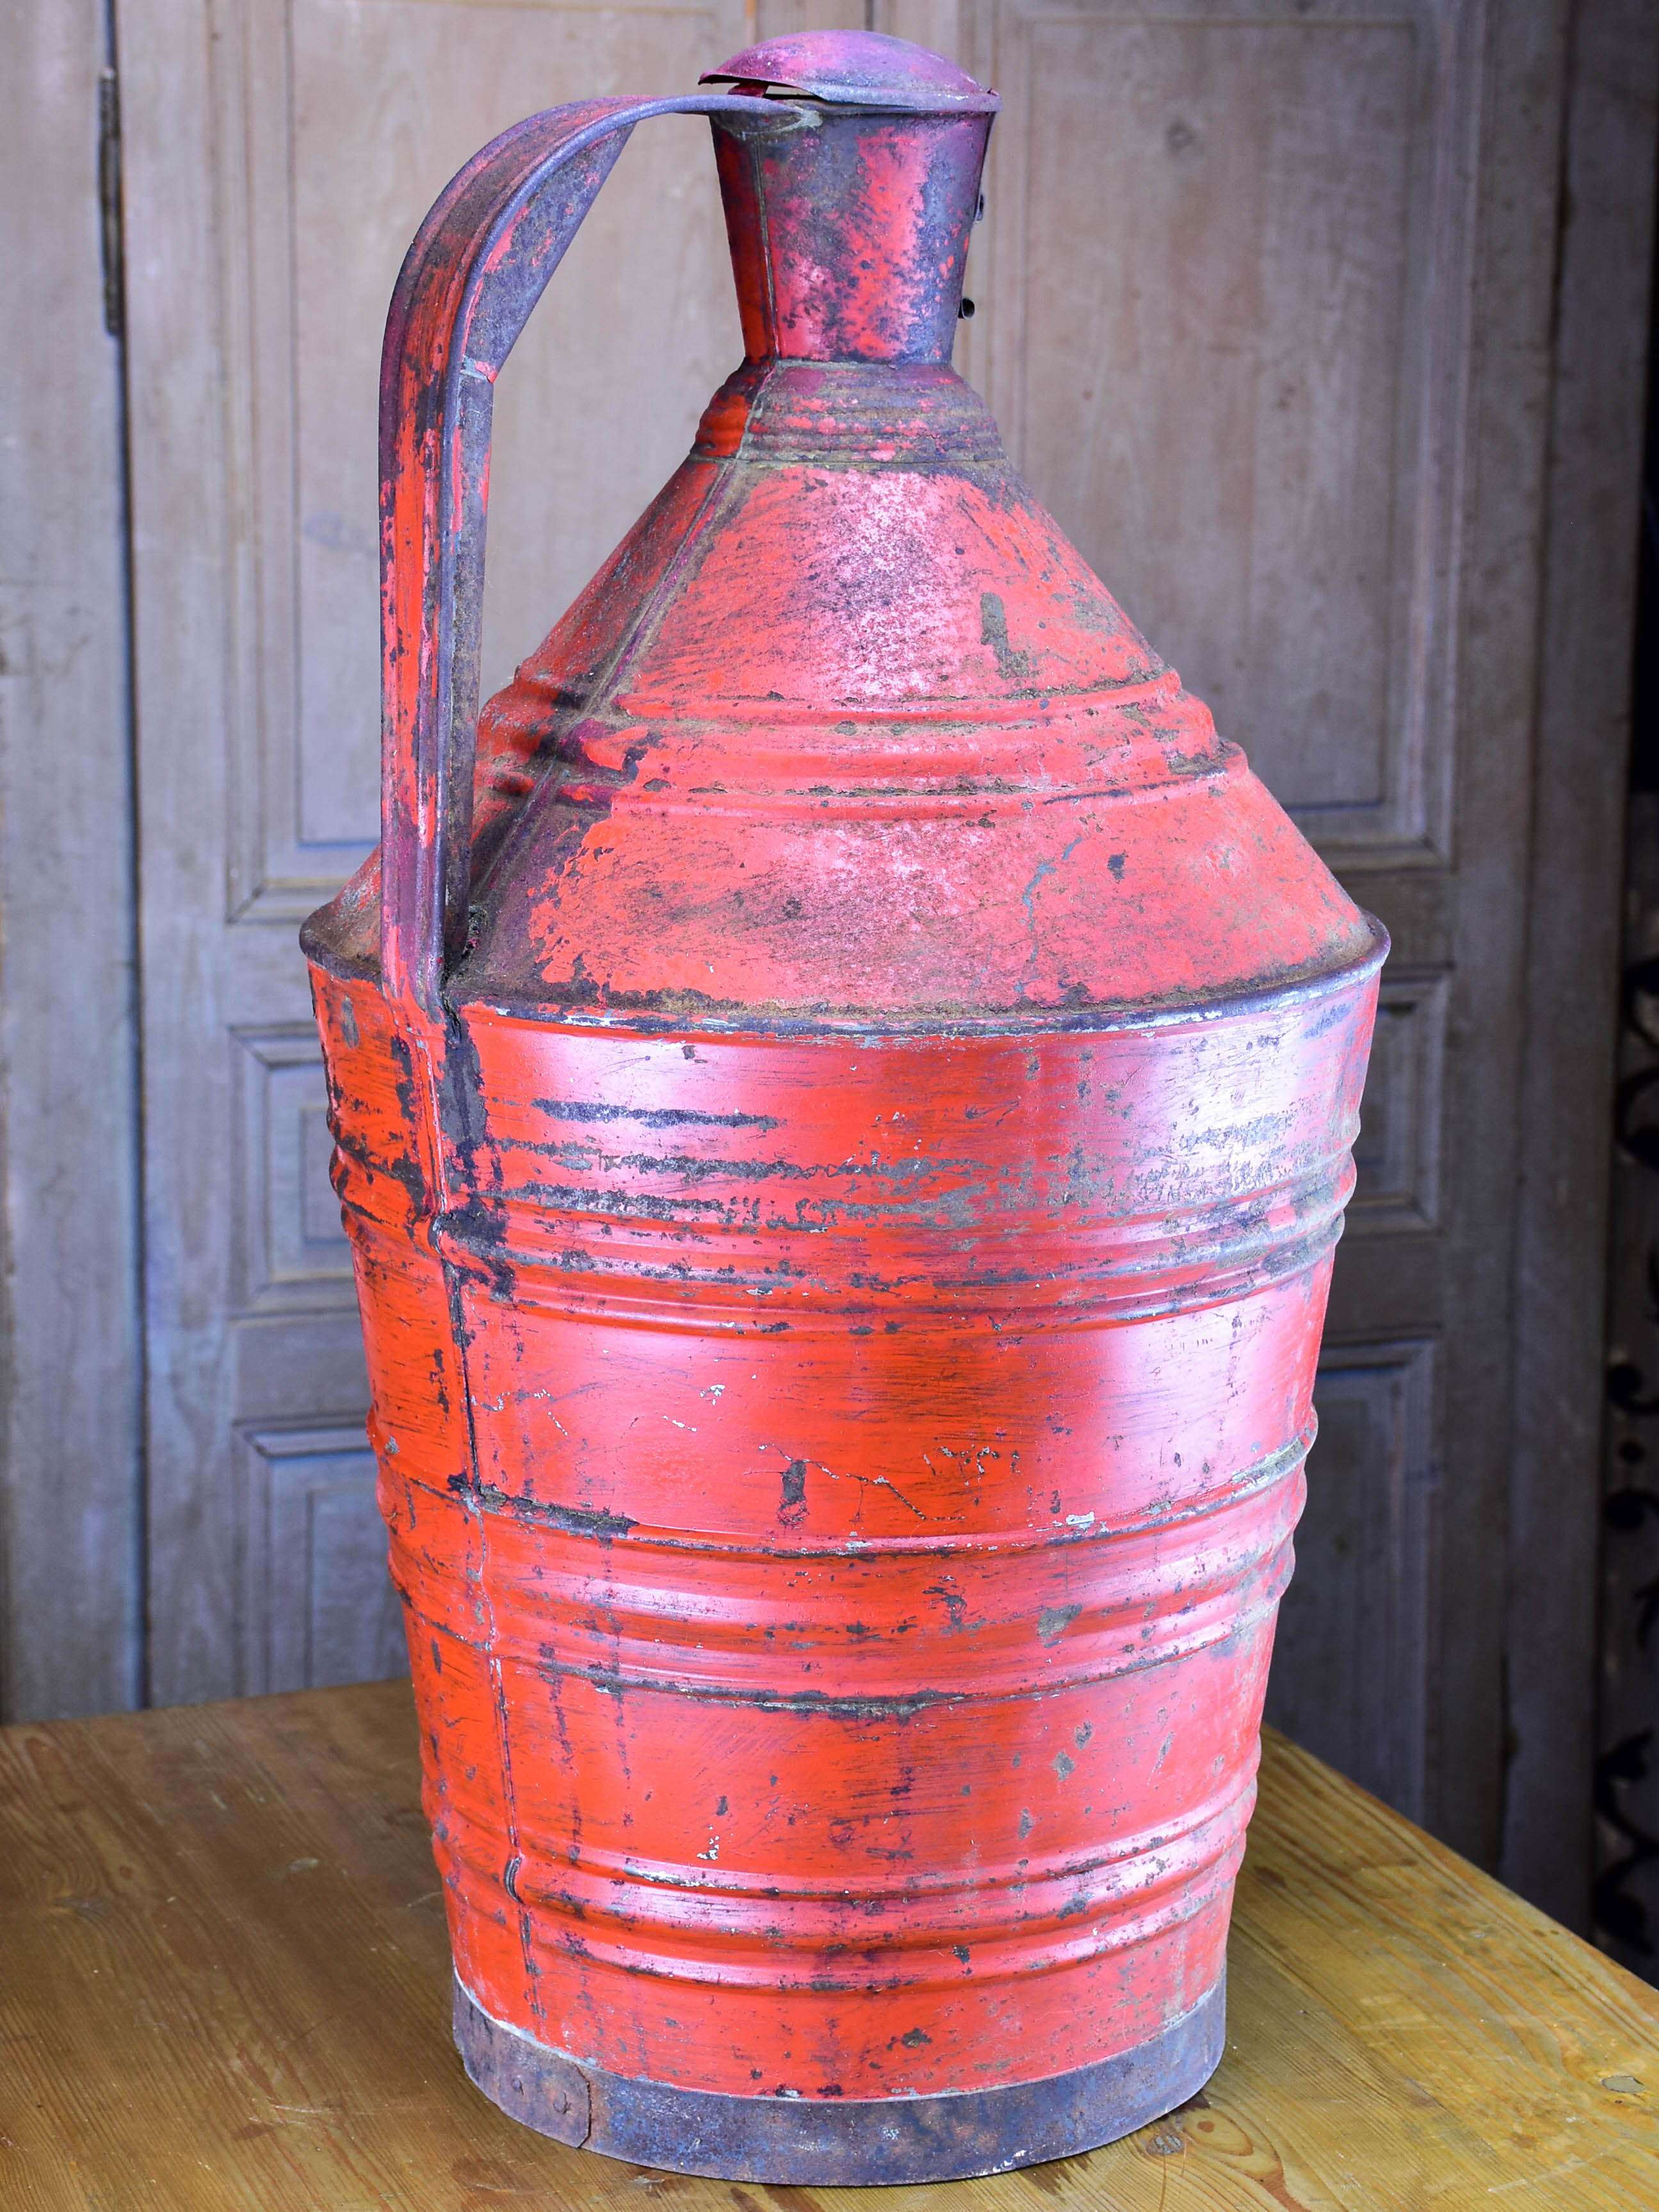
[701,29,999,113]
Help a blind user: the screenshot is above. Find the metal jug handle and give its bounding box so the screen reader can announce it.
[378,92,778,1022]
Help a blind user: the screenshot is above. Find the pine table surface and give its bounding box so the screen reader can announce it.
[3,1678,1657,2209]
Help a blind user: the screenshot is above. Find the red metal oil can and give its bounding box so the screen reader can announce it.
[303,30,1384,2184]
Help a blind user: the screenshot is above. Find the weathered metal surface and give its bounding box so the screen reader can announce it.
[302,28,1383,2182]
[452,1970,1226,2181]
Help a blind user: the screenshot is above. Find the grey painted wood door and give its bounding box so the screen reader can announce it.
[110,0,1654,1919]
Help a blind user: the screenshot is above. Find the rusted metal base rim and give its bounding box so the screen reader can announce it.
[451,1971,1226,2183]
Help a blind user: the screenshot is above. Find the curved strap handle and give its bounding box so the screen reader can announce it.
[379,92,780,1021]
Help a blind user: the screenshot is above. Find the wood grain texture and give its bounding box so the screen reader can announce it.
[2,1683,1656,2208]
[0,0,142,1721]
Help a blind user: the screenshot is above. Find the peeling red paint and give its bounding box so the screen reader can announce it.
[302,28,1382,2186]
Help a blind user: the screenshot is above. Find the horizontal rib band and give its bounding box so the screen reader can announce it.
[452,1971,1226,2181]
[435,1775,1255,1964]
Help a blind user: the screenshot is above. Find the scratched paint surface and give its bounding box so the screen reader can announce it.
[303,26,1383,2172]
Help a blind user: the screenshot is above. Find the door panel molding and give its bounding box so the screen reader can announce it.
[231,1026,356,1316]
[1267,1339,1439,1823]
[1346,969,1448,1238]
[214,0,757,926]
[968,0,1482,871]
[235,1419,398,1694]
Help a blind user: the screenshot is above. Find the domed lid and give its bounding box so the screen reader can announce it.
[700,30,999,113]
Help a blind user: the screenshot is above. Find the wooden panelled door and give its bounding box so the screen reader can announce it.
[114,0,1653,1910]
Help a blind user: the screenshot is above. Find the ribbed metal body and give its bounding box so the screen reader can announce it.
[303,29,1383,2181]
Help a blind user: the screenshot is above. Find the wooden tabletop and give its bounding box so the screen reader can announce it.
[3,1682,1657,2209]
